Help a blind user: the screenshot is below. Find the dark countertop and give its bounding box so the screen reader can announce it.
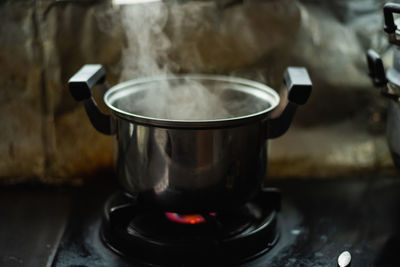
[2,176,400,267]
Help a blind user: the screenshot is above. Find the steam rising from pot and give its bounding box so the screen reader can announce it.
[116,1,273,121]
[118,1,238,120]
[119,1,171,80]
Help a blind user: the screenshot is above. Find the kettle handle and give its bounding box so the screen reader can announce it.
[267,67,312,139]
[384,3,400,44]
[68,64,115,135]
[366,50,400,102]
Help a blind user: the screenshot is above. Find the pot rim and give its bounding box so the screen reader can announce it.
[104,74,280,128]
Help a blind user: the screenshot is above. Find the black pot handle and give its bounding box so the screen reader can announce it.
[268,67,312,139]
[384,3,400,44]
[366,49,387,87]
[68,64,114,135]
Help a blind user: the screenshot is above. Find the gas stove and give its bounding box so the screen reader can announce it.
[101,188,280,265]
[2,177,400,267]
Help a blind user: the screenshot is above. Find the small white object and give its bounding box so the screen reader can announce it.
[338,251,351,267]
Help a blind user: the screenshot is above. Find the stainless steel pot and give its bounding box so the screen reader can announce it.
[69,65,312,212]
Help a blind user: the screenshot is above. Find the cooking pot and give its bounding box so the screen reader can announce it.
[69,65,312,212]
[367,2,400,169]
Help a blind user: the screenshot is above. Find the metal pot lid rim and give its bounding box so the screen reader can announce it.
[103,74,280,128]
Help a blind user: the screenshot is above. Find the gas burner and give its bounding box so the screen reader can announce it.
[100,188,281,266]
[164,212,216,224]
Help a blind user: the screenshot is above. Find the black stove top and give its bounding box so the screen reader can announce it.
[2,176,400,267]
[100,188,280,265]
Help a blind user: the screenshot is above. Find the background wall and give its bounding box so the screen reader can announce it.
[0,0,395,184]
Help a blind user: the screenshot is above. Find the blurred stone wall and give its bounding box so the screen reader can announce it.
[0,0,395,184]
[0,0,122,183]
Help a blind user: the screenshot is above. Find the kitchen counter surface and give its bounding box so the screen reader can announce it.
[1,175,400,267]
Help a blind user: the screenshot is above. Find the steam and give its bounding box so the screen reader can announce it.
[119,1,172,80]
[116,1,270,121]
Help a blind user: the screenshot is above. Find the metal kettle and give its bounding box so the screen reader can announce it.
[367,2,400,168]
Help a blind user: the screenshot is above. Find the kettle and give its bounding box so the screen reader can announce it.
[367,2,400,169]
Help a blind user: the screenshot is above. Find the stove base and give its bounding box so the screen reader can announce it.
[100,188,281,266]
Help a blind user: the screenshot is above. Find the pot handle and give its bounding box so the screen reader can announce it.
[68,64,114,135]
[366,49,387,88]
[268,67,312,139]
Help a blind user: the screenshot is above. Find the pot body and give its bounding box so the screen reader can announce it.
[115,117,268,212]
[68,65,311,212]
